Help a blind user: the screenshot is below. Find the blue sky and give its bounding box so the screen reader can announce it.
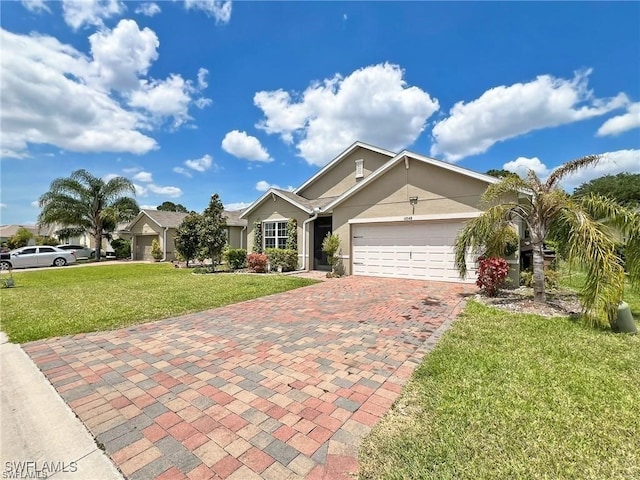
[1,0,639,225]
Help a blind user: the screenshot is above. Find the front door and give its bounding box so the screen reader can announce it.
[313,216,332,270]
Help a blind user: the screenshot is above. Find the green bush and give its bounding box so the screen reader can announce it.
[224,248,247,270]
[111,238,131,259]
[265,248,298,272]
[520,268,561,289]
[151,238,162,260]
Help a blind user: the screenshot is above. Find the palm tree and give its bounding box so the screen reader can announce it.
[454,155,640,328]
[39,170,139,261]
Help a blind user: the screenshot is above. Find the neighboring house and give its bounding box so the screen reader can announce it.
[241,141,516,283]
[0,224,64,246]
[127,209,247,261]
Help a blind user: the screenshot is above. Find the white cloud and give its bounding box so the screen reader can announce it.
[197,68,208,89]
[0,23,211,159]
[255,181,294,192]
[147,184,183,197]
[254,63,439,166]
[62,0,125,30]
[184,0,232,23]
[129,74,210,128]
[135,2,160,16]
[134,183,183,198]
[0,203,6,209]
[173,167,192,178]
[224,202,251,211]
[184,154,213,172]
[561,149,640,189]
[21,0,50,13]
[31,200,40,208]
[431,70,629,162]
[103,173,121,182]
[123,167,141,174]
[132,171,153,183]
[89,19,159,92]
[503,157,550,179]
[139,204,157,210]
[597,102,640,137]
[221,130,272,162]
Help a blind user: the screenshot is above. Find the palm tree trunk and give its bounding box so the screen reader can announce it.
[532,240,546,303]
[94,232,102,262]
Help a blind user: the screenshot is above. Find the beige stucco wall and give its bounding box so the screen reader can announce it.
[130,219,162,235]
[227,226,246,250]
[245,197,311,269]
[331,159,492,275]
[297,147,392,199]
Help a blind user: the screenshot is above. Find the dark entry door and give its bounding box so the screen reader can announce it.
[313,216,332,270]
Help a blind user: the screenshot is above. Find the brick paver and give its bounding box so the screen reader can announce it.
[24,276,471,479]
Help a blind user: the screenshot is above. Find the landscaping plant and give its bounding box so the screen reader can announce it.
[151,238,162,261]
[224,248,247,270]
[38,169,139,261]
[455,155,640,328]
[322,232,341,276]
[476,257,509,296]
[247,253,268,273]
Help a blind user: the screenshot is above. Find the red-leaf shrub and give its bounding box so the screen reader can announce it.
[476,256,509,296]
[247,253,268,273]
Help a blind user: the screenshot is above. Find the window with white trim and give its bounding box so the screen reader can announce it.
[264,221,288,249]
[355,159,364,179]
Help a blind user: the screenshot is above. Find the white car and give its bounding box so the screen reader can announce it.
[0,246,77,270]
[56,244,93,259]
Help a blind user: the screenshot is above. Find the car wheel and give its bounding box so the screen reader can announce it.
[0,261,11,270]
[53,257,67,267]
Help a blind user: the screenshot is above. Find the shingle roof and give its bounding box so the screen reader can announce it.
[140,209,247,229]
[143,210,188,228]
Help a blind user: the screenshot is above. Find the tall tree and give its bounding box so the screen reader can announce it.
[485,169,519,180]
[455,155,640,328]
[573,172,640,207]
[38,170,138,261]
[174,212,202,267]
[157,201,188,213]
[199,194,227,266]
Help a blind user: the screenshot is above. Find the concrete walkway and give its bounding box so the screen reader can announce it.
[20,277,471,479]
[0,332,122,479]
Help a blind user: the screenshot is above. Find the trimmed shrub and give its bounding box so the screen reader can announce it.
[520,267,561,289]
[265,248,298,272]
[111,238,131,259]
[224,248,247,270]
[247,253,268,273]
[286,218,298,251]
[476,257,509,296]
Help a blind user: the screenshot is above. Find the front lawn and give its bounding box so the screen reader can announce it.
[0,264,318,343]
[359,301,640,480]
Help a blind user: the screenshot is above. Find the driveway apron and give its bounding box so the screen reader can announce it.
[24,277,471,479]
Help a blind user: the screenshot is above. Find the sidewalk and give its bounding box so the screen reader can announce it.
[0,332,122,479]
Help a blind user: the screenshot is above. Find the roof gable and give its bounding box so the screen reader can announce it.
[293,141,395,196]
[321,150,501,212]
[240,189,318,219]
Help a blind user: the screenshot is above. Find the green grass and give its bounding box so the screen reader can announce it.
[0,264,318,343]
[359,301,640,480]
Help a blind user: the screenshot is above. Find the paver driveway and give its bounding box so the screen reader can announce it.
[24,276,472,479]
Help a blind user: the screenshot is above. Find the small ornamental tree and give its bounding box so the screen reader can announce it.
[7,227,34,249]
[151,238,163,261]
[253,221,263,253]
[174,212,202,267]
[322,233,341,276]
[476,257,509,296]
[200,194,227,267]
[286,218,298,251]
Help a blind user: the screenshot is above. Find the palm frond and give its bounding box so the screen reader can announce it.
[481,175,530,205]
[557,207,625,328]
[545,154,600,190]
[454,205,516,278]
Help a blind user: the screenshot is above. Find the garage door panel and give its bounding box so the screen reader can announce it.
[352,221,476,283]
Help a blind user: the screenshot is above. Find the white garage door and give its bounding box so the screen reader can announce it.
[352,221,476,283]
